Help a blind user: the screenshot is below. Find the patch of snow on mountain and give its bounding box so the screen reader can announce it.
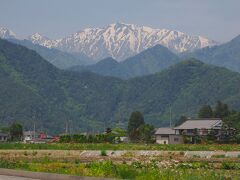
[28,33,59,48]
[0,27,16,39]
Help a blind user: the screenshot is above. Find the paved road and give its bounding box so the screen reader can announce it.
[0,175,39,180]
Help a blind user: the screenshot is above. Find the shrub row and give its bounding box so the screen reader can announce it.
[59,133,121,143]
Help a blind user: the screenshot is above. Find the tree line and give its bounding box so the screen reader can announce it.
[60,111,155,143]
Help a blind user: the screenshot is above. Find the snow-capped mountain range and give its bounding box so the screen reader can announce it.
[0,27,16,39]
[1,23,217,61]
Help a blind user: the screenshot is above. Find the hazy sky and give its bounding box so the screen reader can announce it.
[1,0,240,42]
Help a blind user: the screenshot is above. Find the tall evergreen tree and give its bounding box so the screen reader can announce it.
[214,101,230,118]
[127,111,145,142]
[175,116,187,126]
[9,122,23,141]
[198,105,213,118]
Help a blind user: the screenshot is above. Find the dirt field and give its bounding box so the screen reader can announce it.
[0,150,240,179]
[0,150,240,164]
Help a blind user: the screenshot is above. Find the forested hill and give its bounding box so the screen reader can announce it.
[0,39,122,133]
[183,34,240,73]
[0,39,240,134]
[8,39,93,69]
[69,44,180,79]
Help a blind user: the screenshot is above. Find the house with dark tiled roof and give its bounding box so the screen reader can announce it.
[155,118,223,144]
[174,118,222,136]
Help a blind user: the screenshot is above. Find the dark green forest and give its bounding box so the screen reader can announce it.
[69,45,180,79]
[8,39,93,69]
[183,35,240,73]
[0,39,240,134]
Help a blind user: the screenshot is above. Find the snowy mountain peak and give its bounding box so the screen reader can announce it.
[0,27,16,39]
[1,23,218,61]
[29,23,217,60]
[29,32,47,41]
[28,33,59,48]
[60,23,218,60]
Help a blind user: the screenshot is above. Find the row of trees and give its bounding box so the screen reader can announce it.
[198,101,231,119]
[60,133,119,143]
[177,101,232,127]
[59,127,127,143]
[60,111,155,143]
[198,101,240,132]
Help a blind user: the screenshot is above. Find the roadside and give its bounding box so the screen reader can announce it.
[0,168,109,180]
[0,175,38,180]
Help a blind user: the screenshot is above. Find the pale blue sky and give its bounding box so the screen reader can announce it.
[1,0,239,42]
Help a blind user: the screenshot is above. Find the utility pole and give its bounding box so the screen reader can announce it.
[65,120,69,134]
[33,122,36,140]
[103,121,106,133]
[169,106,172,128]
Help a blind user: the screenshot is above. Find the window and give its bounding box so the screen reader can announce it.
[161,135,169,138]
[174,137,179,142]
[187,129,194,134]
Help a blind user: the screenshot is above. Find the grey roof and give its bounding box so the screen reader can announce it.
[23,131,38,136]
[155,128,176,135]
[0,132,8,137]
[174,119,222,130]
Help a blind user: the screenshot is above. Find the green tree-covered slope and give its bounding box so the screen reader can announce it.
[8,39,94,69]
[183,35,240,72]
[0,39,240,133]
[69,45,180,79]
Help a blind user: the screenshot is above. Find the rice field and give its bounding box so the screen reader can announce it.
[0,143,240,151]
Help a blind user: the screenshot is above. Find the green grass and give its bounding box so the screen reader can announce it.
[0,160,239,179]
[212,154,226,158]
[0,143,240,151]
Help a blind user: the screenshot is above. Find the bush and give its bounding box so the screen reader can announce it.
[221,162,238,170]
[100,150,107,156]
[72,134,87,143]
[32,151,38,156]
[59,135,71,143]
[59,133,119,143]
[212,154,225,158]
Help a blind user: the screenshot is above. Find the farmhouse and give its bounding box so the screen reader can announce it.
[155,118,223,144]
[155,128,183,144]
[23,131,53,143]
[174,118,222,136]
[23,131,38,142]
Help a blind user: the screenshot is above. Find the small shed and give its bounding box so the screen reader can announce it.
[0,132,8,142]
[155,128,183,144]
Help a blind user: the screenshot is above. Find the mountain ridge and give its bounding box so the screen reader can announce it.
[0,24,217,61]
[7,39,94,69]
[28,23,217,60]
[69,44,180,79]
[183,34,240,72]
